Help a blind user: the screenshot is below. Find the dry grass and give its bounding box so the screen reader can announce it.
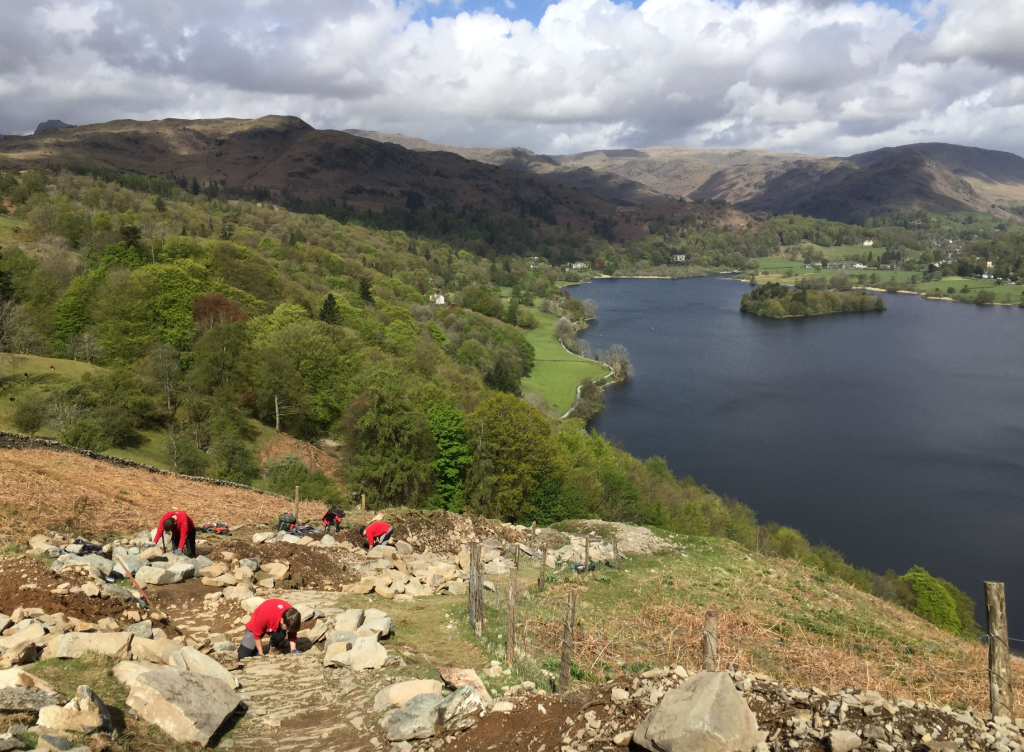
[0,447,327,537]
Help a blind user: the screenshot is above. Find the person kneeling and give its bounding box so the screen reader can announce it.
[238,598,301,658]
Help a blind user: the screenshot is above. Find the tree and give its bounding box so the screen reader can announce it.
[502,296,519,326]
[484,352,522,396]
[345,371,434,507]
[553,316,575,349]
[582,299,598,319]
[191,176,200,196]
[901,566,961,635]
[13,396,47,439]
[604,344,633,380]
[167,429,210,476]
[468,393,562,521]
[359,277,374,303]
[319,293,340,325]
[192,292,247,336]
[427,404,471,511]
[210,434,260,484]
[139,345,182,420]
[252,345,304,432]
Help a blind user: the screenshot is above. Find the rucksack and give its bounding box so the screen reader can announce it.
[275,513,296,531]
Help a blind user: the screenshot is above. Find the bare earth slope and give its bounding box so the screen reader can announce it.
[0,447,323,536]
[0,116,619,231]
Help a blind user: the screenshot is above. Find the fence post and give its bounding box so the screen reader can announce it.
[361,493,366,525]
[612,533,620,571]
[538,548,546,591]
[514,543,520,569]
[530,521,536,545]
[702,611,718,672]
[559,589,578,693]
[507,564,518,665]
[986,581,1014,718]
[468,543,483,638]
[293,486,299,523]
[584,537,590,575]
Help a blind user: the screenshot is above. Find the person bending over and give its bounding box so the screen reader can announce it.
[238,598,301,658]
[361,520,394,549]
[322,507,346,533]
[154,510,196,558]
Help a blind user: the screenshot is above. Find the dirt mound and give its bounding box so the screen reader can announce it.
[553,519,673,555]
[389,509,525,555]
[0,557,127,621]
[211,538,357,589]
[0,448,327,537]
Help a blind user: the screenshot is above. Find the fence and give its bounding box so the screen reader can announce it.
[467,549,1024,717]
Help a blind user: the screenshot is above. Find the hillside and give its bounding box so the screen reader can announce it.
[0,116,624,242]
[349,129,1024,222]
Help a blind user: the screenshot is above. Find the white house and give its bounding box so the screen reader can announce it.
[568,261,589,270]
[862,240,875,247]
[429,293,446,305]
[672,254,687,262]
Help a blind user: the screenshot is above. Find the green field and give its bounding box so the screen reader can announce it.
[521,310,609,416]
[0,214,26,242]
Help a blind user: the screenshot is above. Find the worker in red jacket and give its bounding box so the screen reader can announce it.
[238,598,302,658]
[154,510,196,558]
[360,520,394,549]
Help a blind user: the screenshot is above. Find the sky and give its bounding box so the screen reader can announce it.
[1,0,1023,158]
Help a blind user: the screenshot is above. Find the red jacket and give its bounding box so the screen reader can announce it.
[364,521,392,547]
[246,599,297,641]
[153,511,194,545]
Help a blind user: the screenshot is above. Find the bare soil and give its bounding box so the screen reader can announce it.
[210,538,358,589]
[0,557,127,621]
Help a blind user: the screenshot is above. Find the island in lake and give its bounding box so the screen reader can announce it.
[740,280,885,318]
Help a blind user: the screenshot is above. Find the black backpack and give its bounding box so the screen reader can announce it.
[275,513,296,531]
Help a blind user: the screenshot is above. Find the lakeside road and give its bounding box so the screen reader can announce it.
[520,309,608,416]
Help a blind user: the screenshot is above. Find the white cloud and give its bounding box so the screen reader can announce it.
[0,0,1022,158]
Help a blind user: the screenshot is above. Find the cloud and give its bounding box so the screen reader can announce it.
[0,0,1022,158]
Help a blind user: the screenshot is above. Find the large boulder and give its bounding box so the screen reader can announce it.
[385,680,443,708]
[437,667,492,703]
[252,532,275,544]
[261,562,289,580]
[334,609,364,632]
[437,685,485,733]
[0,686,65,712]
[632,672,765,752]
[55,632,133,661]
[323,642,352,668]
[170,646,240,690]
[0,667,54,692]
[348,637,388,670]
[112,555,146,578]
[112,661,163,689]
[130,637,180,665]
[386,692,445,741]
[126,669,241,746]
[135,566,182,586]
[37,685,112,733]
[362,616,394,639]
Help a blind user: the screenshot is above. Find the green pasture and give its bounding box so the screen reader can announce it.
[0,215,26,242]
[521,309,609,416]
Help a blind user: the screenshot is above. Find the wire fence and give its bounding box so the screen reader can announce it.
[469,559,1024,716]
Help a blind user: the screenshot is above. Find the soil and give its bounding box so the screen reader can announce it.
[209,539,358,589]
[0,447,327,537]
[0,557,128,621]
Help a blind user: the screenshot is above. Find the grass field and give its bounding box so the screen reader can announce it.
[521,310,609,416]
[0,215,26,242]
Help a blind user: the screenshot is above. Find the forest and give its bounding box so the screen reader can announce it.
[740,279,886,318]
[0,167,977,635]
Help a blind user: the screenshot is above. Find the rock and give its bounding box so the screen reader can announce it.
[386,692,445,741]
[261,562,289,580]
[138,547,164,561]
[35,734,73,751]
[335,609,365,632]
[0,686,65,711]
[437,685,485,732]
[321,534,337,547]
[363,617,394,639]
[199,562,228,578]
[278,534,302,544]
[37,685,112,733]
[170,646,240,690]
[55,632,133,661]
[325,631,356,650]
[223,584,255,600]
[632,672,764,752]
[112,555,145,578]
[492,701,514,712]
[167,562,196,580]
[306,621,330,644]
[126,668,241,746]
[388,680,443,708]
[295,603,314,622]
[0,667,53,692]
[240,597,266,614]
[323,642,353,668]
[113,661,162,689]
[81,583,100,598]
[0,639,39,667]
[437,667,492,703]
[349,637,389,670]
[443,580,466,596]
[252,532,275,544]
[126,620,153,640]
[135,566,182,586]
[238,557,260,572]
[614,730,634,747]
[612,687,630,703]
[829,731,862,752]
[102,583,137,603]
[396,540,414,556]
[130,637,180,665]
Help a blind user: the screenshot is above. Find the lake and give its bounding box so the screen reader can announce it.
[582,276,1024,634]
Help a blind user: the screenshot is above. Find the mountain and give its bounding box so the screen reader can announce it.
[0,116,623,237]
[348,129,1024,222]
[34,120,72,134]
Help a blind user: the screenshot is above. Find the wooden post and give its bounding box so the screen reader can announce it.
[514,543,520,569]
[986,581,1014,718]
[469,543,483,637]
[538,548,546,591]
[506,564,518,665]
[530,522,536,545]
[702,611,718,672]
[584,537,590,575]
[559,589,578,693]
[293,486,300,523]
[612,533,620,571]
[361,493,366,525]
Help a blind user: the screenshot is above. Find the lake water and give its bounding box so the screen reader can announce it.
[583,276,1024,634]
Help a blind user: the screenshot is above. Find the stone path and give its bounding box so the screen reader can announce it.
[221,588,385,752]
